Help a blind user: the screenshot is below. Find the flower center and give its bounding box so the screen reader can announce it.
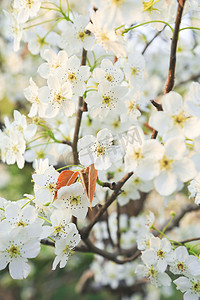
[131,67,139,76]
[192,281,200,293]
[78,31,87,41]
[173,113,187,127]
[26,0,33,8]
[96,144,106,156]
[133,177,141,184]
[55,93,64,103]
[8,245,20,258]
[68,73,76,83]
[36,150,45,159]
[48,183,56,191]
[99,32,109,42]
[17,219,26,227]
[106,74,114,82]
[160,155,173,170]
[128,101,135,111]
[70,196,80,205]
[177,262,185,271]
[54,225,63,233]
[157,249,165,258]
[12,145,18,153]
[102,95,112,106]
[133,149,143,160]
[148,266,157,277]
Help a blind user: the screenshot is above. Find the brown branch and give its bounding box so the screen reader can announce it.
[161,203,200,233]
[105,192,115,247]
[175,73,200,88]
[150,100,163,111]
[177,237,200,244]
[61,139,72,146]
[164,0,186,94]
[150,99,163,139]
[117,202,121,250]
[82,238,140,265]
[80,172,134,240]
[72,48,87,165]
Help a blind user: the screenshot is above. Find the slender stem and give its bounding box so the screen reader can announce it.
[24,18,62,29]
[123,20,173,35]
[179,26,200,32]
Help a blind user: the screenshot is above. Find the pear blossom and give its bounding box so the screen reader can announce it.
[53,182,97,220]
[124,128,163,174]
[24,141,57,166]
[85,82,127,119]
[86,11,126,57]
[38,76,74,118]
[185,82,200,117]
[32,165,59,204]
[122,52,145,89]
[4,11,23,52]
[136,264,171,288]
[8,110,37,141]
[141,237,172,272]
[58,16,95,55]
[0,229,41,279]
[13,0,41,23]
[92,0,140,26]
[174,276,200,300]
[25,27,59,55]
[1,131,26,169]
[93,58,124,86]
[188,173,200,205]
[24,78,47,118]
[117,175,153,206]
[56,55,90,97]
[41,209,71,240]
[168,246,196,276]
[78,128,123,170]
[37,49,68,79]
[149,91,200,140]
[52,223,81,270]
[120,89,142,123]
[3,202,40,233]
[137,137,196,196]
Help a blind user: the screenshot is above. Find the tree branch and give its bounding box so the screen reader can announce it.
[80,172,134,240]
[72,48,87,165]
[163,203,200,233]
[164,0,186,94]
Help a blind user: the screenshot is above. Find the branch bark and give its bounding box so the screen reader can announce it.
[80,172,134,240]
[164,0,186,94]
[72,48,87,165]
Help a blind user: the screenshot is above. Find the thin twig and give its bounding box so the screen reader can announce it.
[161,204,200,232]
[142,26,166,55]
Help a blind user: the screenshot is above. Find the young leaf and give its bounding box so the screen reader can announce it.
[54,170,79,199]
[79,164,97,206]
